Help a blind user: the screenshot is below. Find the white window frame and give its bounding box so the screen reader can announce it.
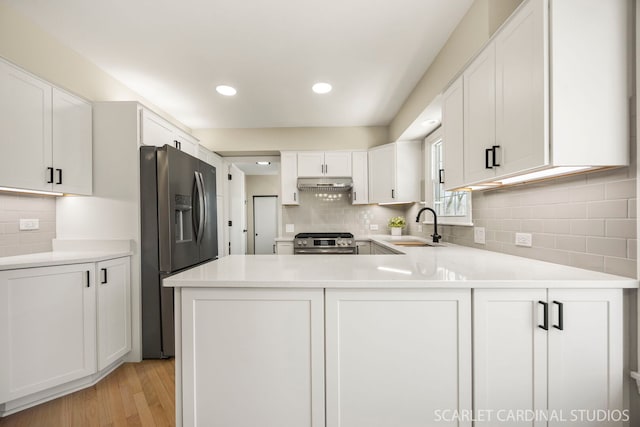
[424,128,473,226]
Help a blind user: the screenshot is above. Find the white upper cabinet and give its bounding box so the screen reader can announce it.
[140,108,199,156]
[280,151,299,205]
[441,77,464,191]
[351,151,368,205]
[0,60,92,195]
[52,88,92,195]
[368,141,421,204]
[297,151,351,177]
[449,0,628,188]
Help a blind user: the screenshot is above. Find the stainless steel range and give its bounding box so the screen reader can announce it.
[293,232,356,255]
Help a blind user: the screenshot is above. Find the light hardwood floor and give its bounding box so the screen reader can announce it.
[0,359,175,427]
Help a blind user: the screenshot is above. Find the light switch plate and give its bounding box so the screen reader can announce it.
[20,219,39,231]
[285,224,295,233]
[474,227,485,244]
[515,232,532,247]
[370,224,379,231]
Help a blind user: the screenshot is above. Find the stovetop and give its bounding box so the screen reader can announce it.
[294,232,354,239]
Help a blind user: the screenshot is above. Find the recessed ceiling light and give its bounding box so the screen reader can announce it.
[421,119,439,127]
[216,85,237,96]
[312,82,332,94]
[256,161,271,166]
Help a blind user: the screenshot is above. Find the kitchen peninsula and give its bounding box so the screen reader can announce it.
[165,237,637,427]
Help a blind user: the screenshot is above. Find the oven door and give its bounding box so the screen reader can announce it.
[294,247,356,255]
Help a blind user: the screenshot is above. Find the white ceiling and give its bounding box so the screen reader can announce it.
[5,0,473,130]
[225,156,280,175]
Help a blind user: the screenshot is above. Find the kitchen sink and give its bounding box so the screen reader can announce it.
[389,240,433,247]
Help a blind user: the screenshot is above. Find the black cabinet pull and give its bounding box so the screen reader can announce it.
[553,301,564,330]
[538,301,548,330]
[174,140,181,150]
[46,167,54,184]
[391,189,395,199]
[86,270,90,287]
[492,145,501,167]
[293,192,296,202]
[438,169,445,184]
[55,169,62,184]
[485,148,493,169]
[100,268,108,284]
[354,191,357,201]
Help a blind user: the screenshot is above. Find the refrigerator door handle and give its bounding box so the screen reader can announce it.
[199,172,208,239]
[195,171,205,243]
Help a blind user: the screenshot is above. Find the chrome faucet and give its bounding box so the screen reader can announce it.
[416,207,441,243]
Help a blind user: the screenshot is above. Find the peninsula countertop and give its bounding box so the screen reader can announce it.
[164,236,638,289]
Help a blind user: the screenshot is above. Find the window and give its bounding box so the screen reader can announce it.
[424,128,473,225]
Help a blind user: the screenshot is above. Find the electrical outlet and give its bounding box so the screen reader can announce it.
[370,224,379,231]
[474,227,485,244]
[285,224,295,233]
[19,219,39,231]
[515,232,532,247]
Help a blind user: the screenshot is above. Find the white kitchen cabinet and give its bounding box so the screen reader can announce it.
[456,0,627,188]
[325,289,471,427]
[368,141,421,204]
[0,264,97,403]
[276,241,294,254]
[355,240,371,255]
[370,241,401,254]
[174,129,199,157]
[351,151,368,204]
[280,151,299,205]
[180,288,325,427]
[52,88,92,195]
[96,257,131,371]
[140,108,174,148]
[441,77,464,191]
[0,59,92,195]
[474,288,623,426]
[297,151,352,178]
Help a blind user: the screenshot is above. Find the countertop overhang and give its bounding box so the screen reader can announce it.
[164,237,638,289]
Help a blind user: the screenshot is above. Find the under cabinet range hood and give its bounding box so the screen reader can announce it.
[297,177,353,192]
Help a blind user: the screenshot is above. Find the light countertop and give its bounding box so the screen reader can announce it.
[164,236,638,289]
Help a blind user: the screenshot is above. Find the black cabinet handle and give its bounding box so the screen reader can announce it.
[47,167,54,184]
[553,301,564,330]
[354,191,357,201]
[492,145,501,167]
[485,148,493,169]
[174,140,181,150]
[391,189,395,199]
[438,169,445,184]
[538,301,548,330]
[55,169,62,185]
[293,192,296,202]
[100,268,108,284]
[86,271,91,287]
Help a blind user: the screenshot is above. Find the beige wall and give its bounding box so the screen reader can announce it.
[194,126,389,155]
[246,175,280,254]
[389,0,523,141]
[0,3,189,133]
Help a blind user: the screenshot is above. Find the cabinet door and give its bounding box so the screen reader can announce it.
[174,130,198,156]
[495,0,548,178]
[324,151,352,177]
[276,241,294,254]
[368,144,395,203]
[52,88,92,195]
[140,109,174,148]
[281,152,299,205]
[297,151,325,177]
[326,289,471,427]
[0,60,52,192]
[463,45,496,184]
[351,151,368,204]
[474,289,548,426]
[442,77,465,191]
[97,257,131,371]
[547,289,623,427]
[0,264,96,403]
[355,241,371,254]
[181,288,325,427]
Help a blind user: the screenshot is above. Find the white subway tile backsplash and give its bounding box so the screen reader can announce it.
[605,179,636,200]
[604,257,637,278]
[555,235,586,253]
[570,219,605,237]
[605,219,637,239]
[543,219,571,234]
[569,252,604,272]
[569,184,605,202]
[586,237,627,258]
[533,233,555,249]
[0,194,56,256]
[587,200,628,219]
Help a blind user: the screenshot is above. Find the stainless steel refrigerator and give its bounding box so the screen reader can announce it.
[140,145,217,358]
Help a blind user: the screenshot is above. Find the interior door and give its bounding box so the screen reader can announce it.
[254,196,278,254]
[228,164,247,255]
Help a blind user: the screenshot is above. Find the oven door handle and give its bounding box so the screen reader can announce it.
[294,248,356,254]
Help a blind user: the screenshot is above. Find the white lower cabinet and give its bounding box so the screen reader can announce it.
[474,288,623,426]
[275,241,294,254]
[180,288,325,427]
[0,264,97,403]
[325,289,472,427]
[96,257,131,371]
